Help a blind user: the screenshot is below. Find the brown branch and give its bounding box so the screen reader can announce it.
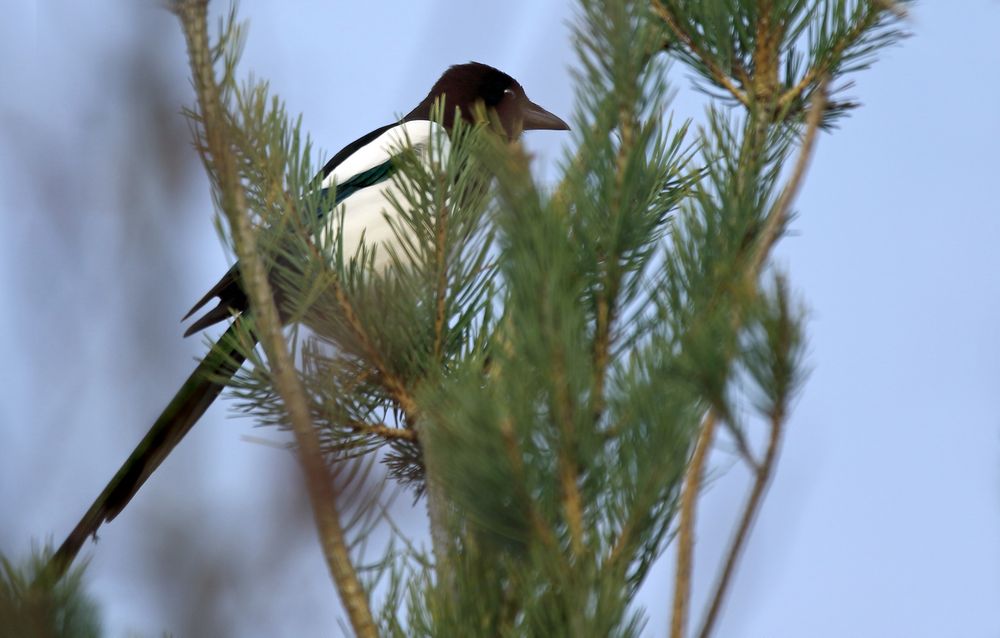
[432,173,449,361]
[586,79,643,547]
[752,1,781,106]
[590,93,632,427]
[248,418,416,446]
[670,410,719,638]
[776,8,879,113]
[417,150,454,578]
[697,405,785,638]
[172,3,376,635]
[685,79,826,638]
[732,59,752,93]
[559,448,585,557]
[651,0,750,108]
[348,421,417,442]
[590,292,613,424]
[751,81,828,276]
[554,348,586,557]
[552,330,583,556]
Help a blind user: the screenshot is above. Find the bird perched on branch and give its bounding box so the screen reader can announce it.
[47,61,568,581]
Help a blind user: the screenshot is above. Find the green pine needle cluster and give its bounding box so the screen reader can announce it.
[0,549,101,638]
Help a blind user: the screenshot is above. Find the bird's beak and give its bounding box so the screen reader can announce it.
[521,99,570,131]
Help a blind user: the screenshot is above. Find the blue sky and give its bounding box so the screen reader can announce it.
[1,1,998,635]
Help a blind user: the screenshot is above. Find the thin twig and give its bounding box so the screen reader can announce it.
[590,92,632,428]
[670,410,718,638]
[348,421,418,441]
[590,291,614,425]
[696,406,785,638]
[775,8,879,113]
[426,162,455,576]
[721,422,761,474]
[432,172,449,361]
[172,3,376,635]
[690,79,827,638]
[752,80,828,276]
[423,171,453,573]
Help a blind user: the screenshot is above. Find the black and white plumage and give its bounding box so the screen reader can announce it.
[184,61,569,335]
[49,61,569,579]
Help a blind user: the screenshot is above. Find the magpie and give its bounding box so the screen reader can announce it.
[47,61,569,580]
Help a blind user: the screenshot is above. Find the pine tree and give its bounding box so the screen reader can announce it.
[16,0,912,634]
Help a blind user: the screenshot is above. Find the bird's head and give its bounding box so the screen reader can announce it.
[404,62,569,140]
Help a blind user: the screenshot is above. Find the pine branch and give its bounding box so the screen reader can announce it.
[670,77,827,638]
[500,418,560,552]
[589,74,636,428]
[650,0,750,108]
[691,86,826,638]
[329,276,420,420]
[697,403,786,638]
[776,6,882,113]
[752,80,828,276]
[425,468,453,584]
[348,421,417,442]
[590,284,616,426]
[171,3,376,636]
[424,154,453,586]
[669,410,718,638]
[432,174,449,361]
[554,348,586,557]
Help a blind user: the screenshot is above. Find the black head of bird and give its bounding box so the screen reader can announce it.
[404,61,569,140]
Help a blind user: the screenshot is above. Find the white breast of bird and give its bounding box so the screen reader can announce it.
[319,120,451,274]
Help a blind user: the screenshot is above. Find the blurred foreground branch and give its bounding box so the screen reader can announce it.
[171,1,375,635]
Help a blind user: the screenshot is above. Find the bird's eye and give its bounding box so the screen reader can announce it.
[504,88,515,98]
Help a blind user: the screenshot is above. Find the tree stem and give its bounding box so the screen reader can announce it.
[670,410,718,638]
[697,407,785,638]
[172,3,376,635]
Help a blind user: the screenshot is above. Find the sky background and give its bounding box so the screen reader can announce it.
[2,1,998,636]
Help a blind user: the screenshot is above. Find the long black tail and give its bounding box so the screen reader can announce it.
[44,320,253,583]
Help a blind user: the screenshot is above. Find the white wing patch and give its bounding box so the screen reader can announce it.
[321,120,450,273]
[321,120,445,188]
